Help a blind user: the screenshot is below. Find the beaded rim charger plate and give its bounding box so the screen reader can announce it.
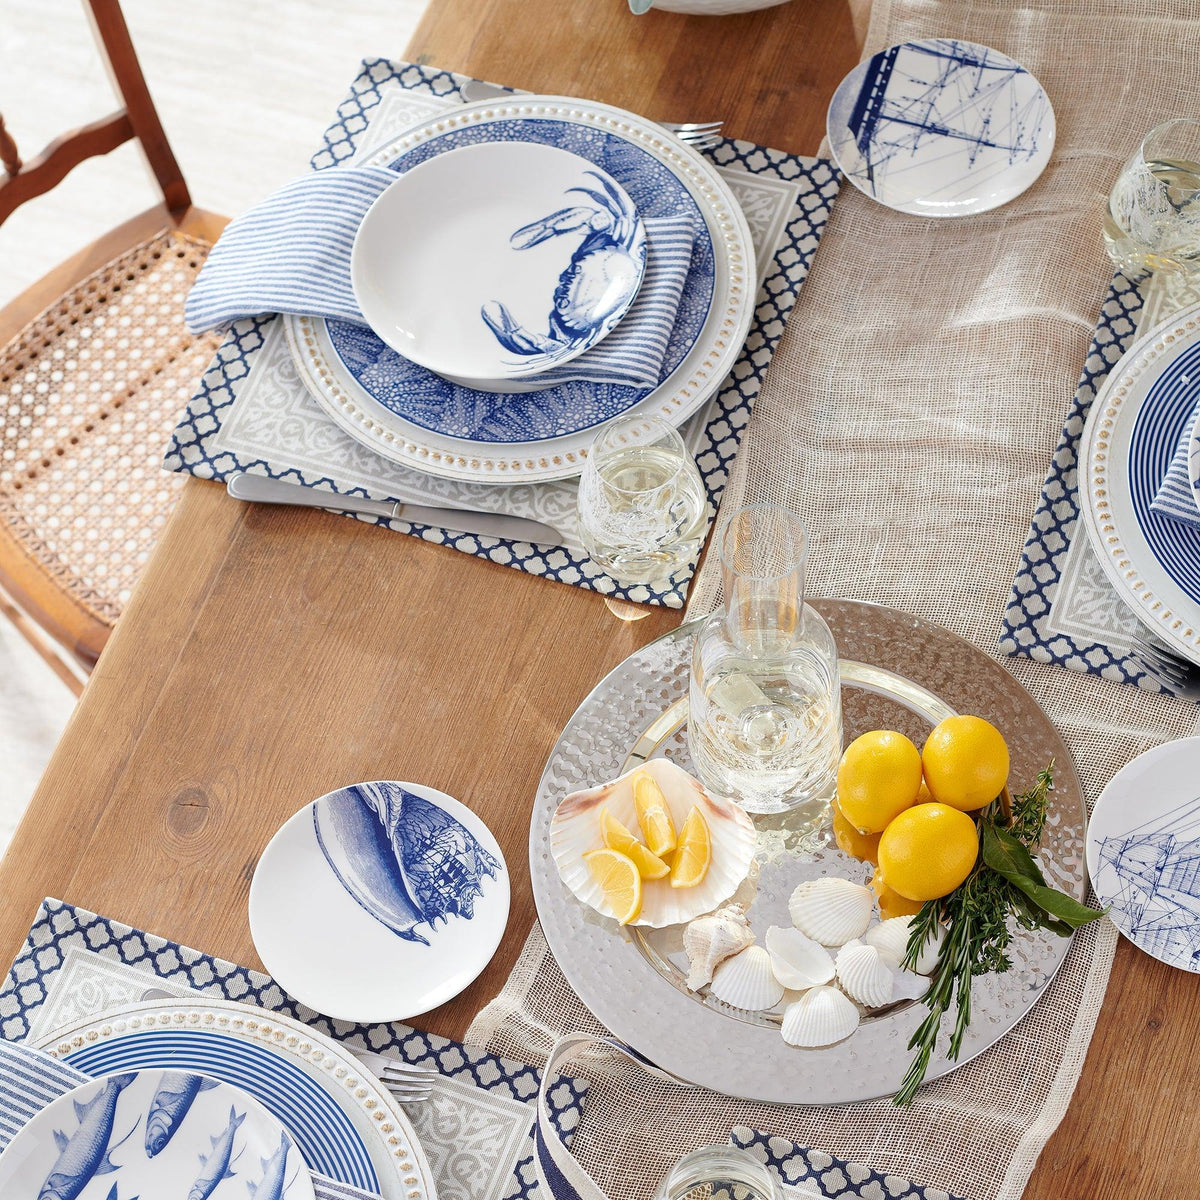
[529,599,1087,1104]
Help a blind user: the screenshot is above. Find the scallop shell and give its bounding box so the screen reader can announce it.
[835,941,894,1008]
[864,916,944,974]
[781,985,860,1047]
[549,759,757,927]
[764,925,834,990]
[890,967,928,1002]
[683,904,756,991]
[788,878,872,946]
[709,945,785,1011]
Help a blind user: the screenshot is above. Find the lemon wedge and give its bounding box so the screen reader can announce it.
[583,848,643,924]
[634,771,677,857]
[669,805,711,889]
[600,806,669,880]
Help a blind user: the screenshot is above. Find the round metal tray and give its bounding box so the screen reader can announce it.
[529,599,1087,1104]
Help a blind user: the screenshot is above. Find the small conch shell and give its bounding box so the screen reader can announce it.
[788,878,872,946]
[683,904,755,991]
[864,916,944,974]
[835,940,894,1008]
[708,945,785,1012]
[781,985,860,1047]
[764,925,834,990]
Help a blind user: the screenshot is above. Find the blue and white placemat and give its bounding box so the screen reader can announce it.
[162,58,840,609]
[0,899,587,1200]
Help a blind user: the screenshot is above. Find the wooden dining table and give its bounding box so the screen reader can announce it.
[1,2,1196,1197]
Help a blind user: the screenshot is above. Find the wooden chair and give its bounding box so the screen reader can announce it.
[0,0,228,693]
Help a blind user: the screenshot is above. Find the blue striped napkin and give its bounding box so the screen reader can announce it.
[1150,399,1200,529]
[0,1040,377,1200]
[185,165,696,391]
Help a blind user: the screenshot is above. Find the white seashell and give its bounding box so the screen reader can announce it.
[890,967,928,1002]
[683,904,755,991]
[780,985,860,1047]
[709,945,785,1011]
[864,916,944,974]
[788,878,872,946]
[835,942,894,1008]
[549,759,757,928]
[764,925,834,990]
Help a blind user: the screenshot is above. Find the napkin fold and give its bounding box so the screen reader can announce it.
[0,1040,379,1200]
[185,165,696,391]
[1150,398,1200,529]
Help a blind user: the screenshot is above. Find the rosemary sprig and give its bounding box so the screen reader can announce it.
[893,764,1104,1106]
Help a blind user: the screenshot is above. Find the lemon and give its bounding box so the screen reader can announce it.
[669,806,711,889]
[869,865,924,919]
[634,771,677,857]
[922,715,1010,812]
[835,730,923,833]
[600,806,669,880]
[583,848,643,924]
[832,800,881,865]
[877,803,979,901]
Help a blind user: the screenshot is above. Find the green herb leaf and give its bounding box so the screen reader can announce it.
[982,824,1048,885]
[983,825,1105,928]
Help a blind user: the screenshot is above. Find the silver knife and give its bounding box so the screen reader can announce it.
[226,473,563,544]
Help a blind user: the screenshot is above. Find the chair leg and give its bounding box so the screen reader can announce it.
[0,583,87,697]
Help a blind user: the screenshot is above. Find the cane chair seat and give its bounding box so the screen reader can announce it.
[0,228,220,663]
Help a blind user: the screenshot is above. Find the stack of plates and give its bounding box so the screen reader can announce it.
[284,96,755,485]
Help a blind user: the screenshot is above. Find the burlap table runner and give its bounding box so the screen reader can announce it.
[469,2,1200,1198]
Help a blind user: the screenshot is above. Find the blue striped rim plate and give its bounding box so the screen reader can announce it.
[1189,402,1200,519]
[31,997,436,1200]
[1080,302,1200,664]
[284,96,754,485]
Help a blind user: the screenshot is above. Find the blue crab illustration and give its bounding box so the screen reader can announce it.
[481,170,646,361]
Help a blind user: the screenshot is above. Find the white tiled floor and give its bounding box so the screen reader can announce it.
[0,0,427,853]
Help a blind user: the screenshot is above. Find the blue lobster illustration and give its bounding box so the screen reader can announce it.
[481,170,645,361]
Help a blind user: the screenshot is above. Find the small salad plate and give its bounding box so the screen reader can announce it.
[352,141,647,388]
[250,780,510,1023]
[827,38,1055,217]
[1087,736,1200,973]
[0,1068,314,1200]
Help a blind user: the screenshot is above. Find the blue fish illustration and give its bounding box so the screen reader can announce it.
[145,1071,220,1156]
[314,782,502,944]
[38,1073,137,1200]
[187,1106,246,1200]
[246,1130,294,1200]
[104,1188,138,1200]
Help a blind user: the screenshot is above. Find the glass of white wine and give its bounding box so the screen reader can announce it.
[577,415,708,587]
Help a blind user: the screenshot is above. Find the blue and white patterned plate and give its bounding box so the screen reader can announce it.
[0,1068,315,1200]
[249,781,510,1024]
[827,38,1055,217]
[1080,303,1200,664]
[1087,736,1200,973]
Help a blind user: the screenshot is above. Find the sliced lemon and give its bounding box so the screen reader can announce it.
[600,806,670,880]
[634,771,677,858]
[583,848,643,925]
[669,806,711,889]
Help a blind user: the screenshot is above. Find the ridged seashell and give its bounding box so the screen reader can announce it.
[781,985,860,1047]
[709,945,785,1012]
[764,925,834,990]
[864,916,944,975]
[550,759,756,928]
[891,967,928,1002]
[835,941,894,1008]
[788,878,872,946]
[683,904,756,991]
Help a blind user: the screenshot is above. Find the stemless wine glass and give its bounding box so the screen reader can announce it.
[655,1145,778,1200]
[576,415,707,586]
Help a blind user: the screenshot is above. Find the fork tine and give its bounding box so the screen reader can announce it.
[666,120,723,133]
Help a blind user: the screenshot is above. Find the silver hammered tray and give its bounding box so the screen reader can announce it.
[529,599,1087,1104]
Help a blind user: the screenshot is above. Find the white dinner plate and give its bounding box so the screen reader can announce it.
[249,781,510,1024]
[1087,736,1200,973]
[0,1068,314,1200]
[1079,302,1200,664]
[352,141,647,386]
[827,38,1055,217]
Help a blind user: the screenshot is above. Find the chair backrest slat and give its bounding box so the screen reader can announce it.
[0,115,21,176]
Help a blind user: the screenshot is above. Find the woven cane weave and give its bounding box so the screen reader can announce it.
[0,230,218,641]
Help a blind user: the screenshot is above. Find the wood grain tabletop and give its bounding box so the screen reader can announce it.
[0,3,1194,1198]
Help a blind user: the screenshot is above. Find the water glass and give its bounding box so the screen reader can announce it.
[576,415,707,586]
[655,1145,778,1200]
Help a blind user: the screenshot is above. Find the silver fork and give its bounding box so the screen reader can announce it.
[1129,632,1200,700]
[661,120,724,152]
[349,1047,436,1102]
